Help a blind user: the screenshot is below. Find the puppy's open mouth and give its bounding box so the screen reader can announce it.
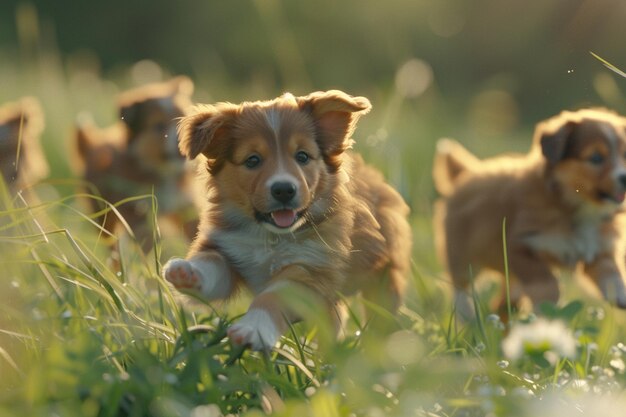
[255,209,305,229]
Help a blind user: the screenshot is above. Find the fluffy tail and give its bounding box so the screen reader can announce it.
[432,139,479,196]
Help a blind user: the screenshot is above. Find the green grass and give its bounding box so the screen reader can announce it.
[3,115,626,417]
[3,30,626,417]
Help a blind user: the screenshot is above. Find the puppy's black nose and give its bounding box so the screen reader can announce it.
[619,173,626,188]
[271,181,296,204]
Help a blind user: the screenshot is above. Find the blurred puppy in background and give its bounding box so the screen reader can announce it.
[0,97,48,197]
[433,108,626,317]
[75,76,198,251]
[163,90,412,350]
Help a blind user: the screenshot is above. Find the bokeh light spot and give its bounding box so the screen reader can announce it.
[131,59,164,85]
[395,59,434,99]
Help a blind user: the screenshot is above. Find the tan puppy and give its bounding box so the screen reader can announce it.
[0,97,47,195]
[75,76,197,249]
[163,90,412,350]
[433,108,626,317]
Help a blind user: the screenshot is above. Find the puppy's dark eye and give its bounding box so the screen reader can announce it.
[244,155,261,169]
[587,152,605,165]
[295,151,310,165]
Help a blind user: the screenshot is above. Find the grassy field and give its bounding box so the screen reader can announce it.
[3,16,626,417]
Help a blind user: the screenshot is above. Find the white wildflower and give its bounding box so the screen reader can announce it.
[609,358,625,374]
[190,404,222,417]
[502,318,576,363]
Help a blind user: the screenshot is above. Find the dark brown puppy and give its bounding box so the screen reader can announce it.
[434,108,626,317]
[163,90,413,350]
[75,76,197,249]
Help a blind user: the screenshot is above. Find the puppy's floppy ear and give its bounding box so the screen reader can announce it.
[169,76,195,115]
[0,97,44,140]
[169,75,194,97]
[177,104,237,160]
[298,90,371,156]
[17,97,44,138]
[536,115,577,166]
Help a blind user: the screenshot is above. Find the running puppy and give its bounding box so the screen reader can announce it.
[433,108,626,317]
[163,90,412,350]
[0,97,47,195]
[75,76,198,249]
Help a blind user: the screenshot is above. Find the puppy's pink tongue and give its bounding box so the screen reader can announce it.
[271,210,297,228]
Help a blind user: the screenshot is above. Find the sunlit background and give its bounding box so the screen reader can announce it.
[2,1,626,415]
[2,0,625,265]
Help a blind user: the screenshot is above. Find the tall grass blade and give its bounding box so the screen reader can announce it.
[502,217,512,320]
[590,51,626,78]
[469,265,487,346]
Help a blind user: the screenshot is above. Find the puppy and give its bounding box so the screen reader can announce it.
[0,97,47,195]
[75,76,198,249]
[163,90,412,350]
[433,108,626,317]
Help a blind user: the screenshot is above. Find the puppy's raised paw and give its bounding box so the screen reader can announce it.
[163,258,207,295]
[227,309,281,351]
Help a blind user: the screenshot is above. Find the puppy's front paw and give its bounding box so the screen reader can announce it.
[227,309,282,351]
[163,258,210,295]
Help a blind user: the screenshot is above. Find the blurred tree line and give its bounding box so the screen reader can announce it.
[0,0,625,126]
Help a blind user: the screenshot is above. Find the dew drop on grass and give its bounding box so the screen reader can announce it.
[511,387,535,398]
[487,314,505,330]
[497,360,509,369]
[570,379,590,392]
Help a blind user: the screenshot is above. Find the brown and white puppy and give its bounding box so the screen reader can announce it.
[163,90,412,350]
[75,76,197,249]
[0,97,47,195]
[433,108,626,317]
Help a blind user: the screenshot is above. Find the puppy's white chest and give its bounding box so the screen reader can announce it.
[212,230,333,293]
[525,223,604,266]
